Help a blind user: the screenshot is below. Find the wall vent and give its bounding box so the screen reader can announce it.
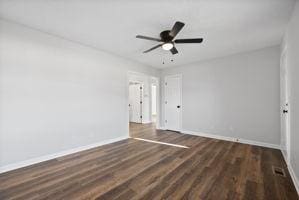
[272,166,286,177]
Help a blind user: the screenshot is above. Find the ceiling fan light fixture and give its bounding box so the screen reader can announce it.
[137,21,203,54]
[162,43,174,51]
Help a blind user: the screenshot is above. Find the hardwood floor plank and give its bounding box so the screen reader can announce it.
[0,122,298,200]
[132,140,225,200]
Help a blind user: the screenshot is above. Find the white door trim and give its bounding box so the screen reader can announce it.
[280,47,291,165]
[154,77,160,129]
[150,77,160,129]
[127,71,160,132]
[164,74,182,132]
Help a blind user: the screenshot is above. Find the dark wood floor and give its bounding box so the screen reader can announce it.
[0,123,298,200]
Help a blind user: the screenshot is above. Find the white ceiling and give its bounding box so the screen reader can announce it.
[0,0,295,68]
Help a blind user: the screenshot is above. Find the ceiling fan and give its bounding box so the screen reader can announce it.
[136,21,203,55]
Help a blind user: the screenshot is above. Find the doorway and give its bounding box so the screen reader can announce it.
[280,48,290,165]
[128,72,160,138]
[164,74,182,132]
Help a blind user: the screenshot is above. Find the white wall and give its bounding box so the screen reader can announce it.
[0,20,159,168]
[161,46,281,145]
[283,1,299,191]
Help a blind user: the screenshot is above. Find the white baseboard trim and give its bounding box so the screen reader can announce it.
[142,120,152,124]
[281,149,289,165]
[157,126,166,130]
[0,136,128,174]
[281,152,299,195]
[288,162,299,195]
[181,130,281,149]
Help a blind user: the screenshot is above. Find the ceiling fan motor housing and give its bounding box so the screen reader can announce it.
[160,30,173,42]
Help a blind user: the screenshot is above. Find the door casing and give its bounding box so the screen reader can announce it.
[280,47,290,165]
[164,74,182,132]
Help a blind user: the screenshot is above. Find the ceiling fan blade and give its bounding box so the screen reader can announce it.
[174,38,203,43]
[169,21,185,38]
[136,35,161,42]
[170,46,178,55]
[143,44,162,53]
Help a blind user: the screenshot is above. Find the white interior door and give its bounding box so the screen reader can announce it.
[164,75,182,131]
[129,83,142,123]
[280,49,290,164]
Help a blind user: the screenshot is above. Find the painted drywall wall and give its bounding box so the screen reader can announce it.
[283,1,299,190]
[0,20,159,168]
[161,46,280,145]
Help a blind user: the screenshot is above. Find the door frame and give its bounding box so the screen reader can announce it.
[163,74,182,132]
[127,71,160,133]
[153,77,160,129]
[280,47,291,165]
[150,79,158,125]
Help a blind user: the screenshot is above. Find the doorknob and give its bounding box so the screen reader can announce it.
[283,110,288,113]
[177,105,181,108]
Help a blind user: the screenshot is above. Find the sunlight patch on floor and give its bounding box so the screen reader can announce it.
[132,137,189,149]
